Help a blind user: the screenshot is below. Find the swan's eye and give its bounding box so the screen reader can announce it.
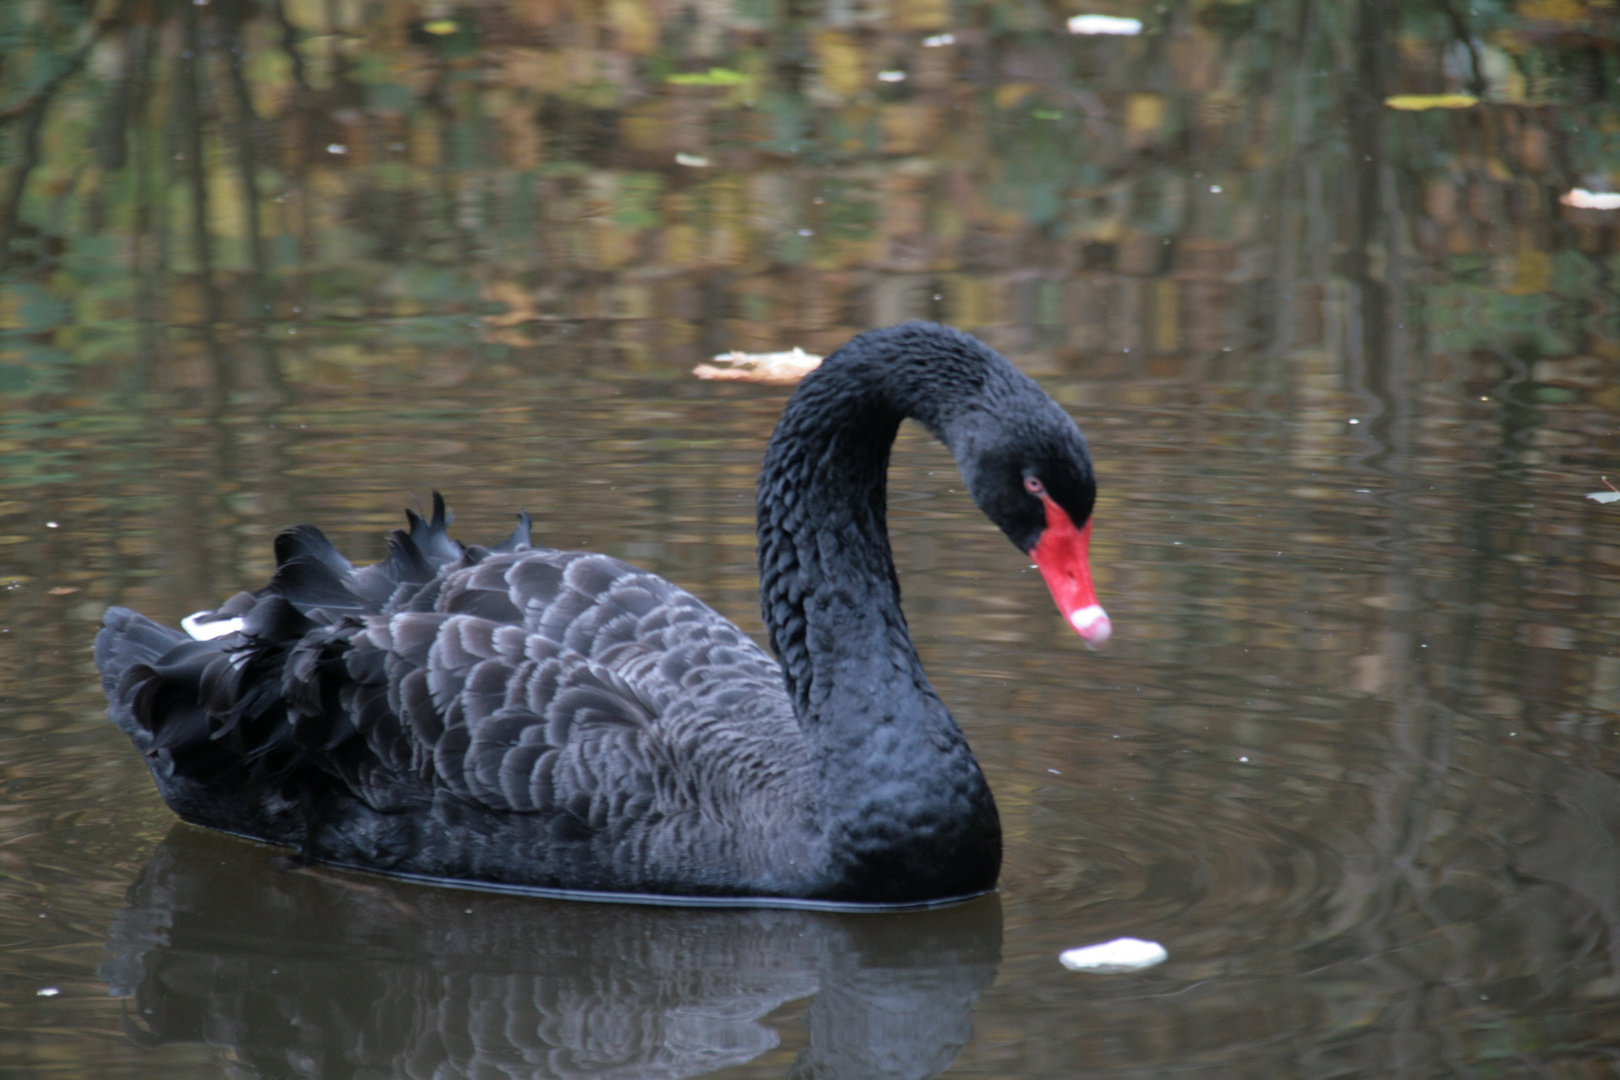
[1023,475,1045,496]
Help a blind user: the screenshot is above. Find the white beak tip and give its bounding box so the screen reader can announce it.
[1068,605,1111,649]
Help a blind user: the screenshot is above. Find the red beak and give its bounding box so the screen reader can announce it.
[1028,497,1111,649]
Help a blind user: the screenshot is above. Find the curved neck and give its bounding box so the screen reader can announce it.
[754,324,1012,901]
[755,325,996,722]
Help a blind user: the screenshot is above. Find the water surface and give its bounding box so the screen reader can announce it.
[3,1,1620,1076]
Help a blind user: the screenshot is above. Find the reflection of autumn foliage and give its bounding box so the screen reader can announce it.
[0,0,1614,375]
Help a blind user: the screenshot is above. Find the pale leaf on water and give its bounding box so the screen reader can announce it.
[1059,938,1168,973]
[693,348,823,386]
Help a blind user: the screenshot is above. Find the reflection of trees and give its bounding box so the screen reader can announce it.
[2,0,1614,372]
[0,4,120,271]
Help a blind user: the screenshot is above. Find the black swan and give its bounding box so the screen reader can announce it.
[96,322,1108,907]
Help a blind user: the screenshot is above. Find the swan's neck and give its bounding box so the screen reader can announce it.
[759,396,917,724]
[755,327,1003,899]
[757,339,983,725]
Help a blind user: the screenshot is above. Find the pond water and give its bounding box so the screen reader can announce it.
[4,1,1620,1076]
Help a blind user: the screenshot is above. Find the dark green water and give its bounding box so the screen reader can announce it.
[3,1,1620,1076]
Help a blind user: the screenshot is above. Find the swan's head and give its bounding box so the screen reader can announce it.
[956,396,1110,650]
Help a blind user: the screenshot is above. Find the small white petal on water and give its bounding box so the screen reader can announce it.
[1562,189,1620,210]
[1060,938,1168,973]
[1067,15,1143,34]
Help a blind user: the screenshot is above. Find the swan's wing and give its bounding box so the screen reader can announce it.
[335,550,797,826]
[98,502,803,888]
[124,548,794,826]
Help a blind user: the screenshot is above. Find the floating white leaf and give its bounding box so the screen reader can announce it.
[1067,15,1143,35]
[1563,189,1620,211]
[1059,938,1168,973]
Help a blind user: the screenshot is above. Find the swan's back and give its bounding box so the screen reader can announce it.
[97,499,821,897]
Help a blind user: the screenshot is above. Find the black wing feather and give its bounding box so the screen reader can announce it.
[94,498,807,894]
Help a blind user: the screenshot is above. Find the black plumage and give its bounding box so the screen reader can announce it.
[95,322,1101,905]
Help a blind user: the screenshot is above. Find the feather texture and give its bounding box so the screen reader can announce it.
[101,526,819,896]
[96,323,1101,905]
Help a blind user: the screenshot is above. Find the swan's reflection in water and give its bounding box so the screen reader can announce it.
[100,828,1002,1080]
